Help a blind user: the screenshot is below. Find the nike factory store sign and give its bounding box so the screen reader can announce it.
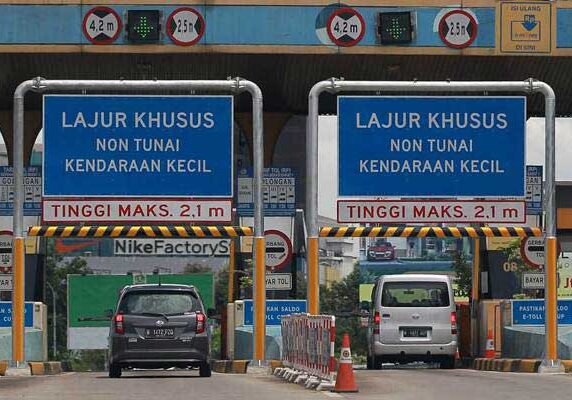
[113,238,230,256]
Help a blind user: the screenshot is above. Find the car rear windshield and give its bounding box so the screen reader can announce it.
[118,291,200,315]
[381,281,450,307]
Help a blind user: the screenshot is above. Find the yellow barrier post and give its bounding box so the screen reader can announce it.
[471,238,481,358]
[253,236,266,361]
[308,237,319,315]
[12,238,25,363]
[545,237,558,361]
[228,240,235,304]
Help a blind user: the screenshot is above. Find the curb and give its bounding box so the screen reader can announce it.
[0,361,7,376]
[473,358,554,373]
[28,362,63,376]
[269,360,283,374]
[211,360,250,374]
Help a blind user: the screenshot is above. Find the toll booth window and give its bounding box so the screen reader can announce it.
[381,282,450,307]
[378,12,413,44]
[128,10,161,43]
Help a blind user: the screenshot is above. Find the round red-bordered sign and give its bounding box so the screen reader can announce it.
[82,7,122,45]
[265,229,293,272]
[166,7,206,46]
[327,7,366,47]
[438,9,478,49]
[519,237,562,269]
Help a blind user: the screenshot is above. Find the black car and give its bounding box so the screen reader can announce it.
[107,284,211,378]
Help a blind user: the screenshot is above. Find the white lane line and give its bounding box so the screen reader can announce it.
[323,392,343,398]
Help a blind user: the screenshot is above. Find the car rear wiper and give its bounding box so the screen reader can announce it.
[137,312,170,320]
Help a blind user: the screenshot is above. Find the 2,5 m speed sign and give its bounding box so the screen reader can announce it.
[438,9,478,49]
[167,8,205,46]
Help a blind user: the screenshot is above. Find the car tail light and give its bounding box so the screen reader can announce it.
[373,311,381,335]
[451,311,457,335]
[196,312,206,334]
[114,314,124,335]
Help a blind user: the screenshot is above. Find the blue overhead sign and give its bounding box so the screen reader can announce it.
[243,299,306,326]
[338,96,526,197]
[0,302,34,327]
[512,299,572,325]
[43,95,233,197]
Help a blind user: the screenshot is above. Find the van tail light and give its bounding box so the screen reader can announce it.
[451,311,457,335]
[196,312,206,334]
[373,311,381,335]
[114,314,124,335]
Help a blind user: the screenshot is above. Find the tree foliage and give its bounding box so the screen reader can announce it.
[45,240,91,359]
[320,267,368,356]
[452,250,472,298]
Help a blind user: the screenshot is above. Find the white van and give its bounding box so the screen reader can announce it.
[366,274,458,369]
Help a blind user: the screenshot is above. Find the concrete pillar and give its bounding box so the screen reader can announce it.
[0,110,42,166]
[236,112,292,166]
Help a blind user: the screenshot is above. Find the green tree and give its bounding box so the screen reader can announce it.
[320,267,367,356]
[452,250,472,298]
[214,266,229,311]
[45,240,92,359]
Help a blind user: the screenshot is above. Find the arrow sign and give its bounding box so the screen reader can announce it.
[522,15,538,31]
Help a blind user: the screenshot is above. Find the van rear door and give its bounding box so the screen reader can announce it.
[378,281,453,345]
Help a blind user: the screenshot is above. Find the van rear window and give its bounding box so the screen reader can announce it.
[381,282,450,307]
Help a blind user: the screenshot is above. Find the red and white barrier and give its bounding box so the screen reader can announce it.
[280,314,336,389]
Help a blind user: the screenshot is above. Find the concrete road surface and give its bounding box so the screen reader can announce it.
[1,366,571,400]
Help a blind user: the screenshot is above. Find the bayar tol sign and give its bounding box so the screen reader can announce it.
[338,97,526,197]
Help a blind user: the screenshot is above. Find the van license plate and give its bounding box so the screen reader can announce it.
[145,328,174,338]
[403,329,427,338]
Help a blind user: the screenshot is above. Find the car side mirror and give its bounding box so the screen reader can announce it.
[207,308,216,317]
[105,309,114,319]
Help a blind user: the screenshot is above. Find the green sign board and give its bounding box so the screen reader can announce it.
[68,273,214,328]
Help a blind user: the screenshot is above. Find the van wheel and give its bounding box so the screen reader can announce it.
[108,363,122,378]
[199,362,212,377]
[373,355,383,370]
[439,356,455,369]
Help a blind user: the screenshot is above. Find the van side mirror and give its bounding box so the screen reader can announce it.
[360,301,370,311]
[105,309,114,319]
[207,308,216,317]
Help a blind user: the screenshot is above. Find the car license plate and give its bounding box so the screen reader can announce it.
[145,328,174,338]
[403,328,427,338]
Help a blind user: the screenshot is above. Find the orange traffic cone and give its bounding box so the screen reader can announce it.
[334,333,358,393]
[484,330,495,359]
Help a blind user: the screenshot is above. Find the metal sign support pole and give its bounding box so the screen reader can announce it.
[306,79,562,372]
[12,78,265,363]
